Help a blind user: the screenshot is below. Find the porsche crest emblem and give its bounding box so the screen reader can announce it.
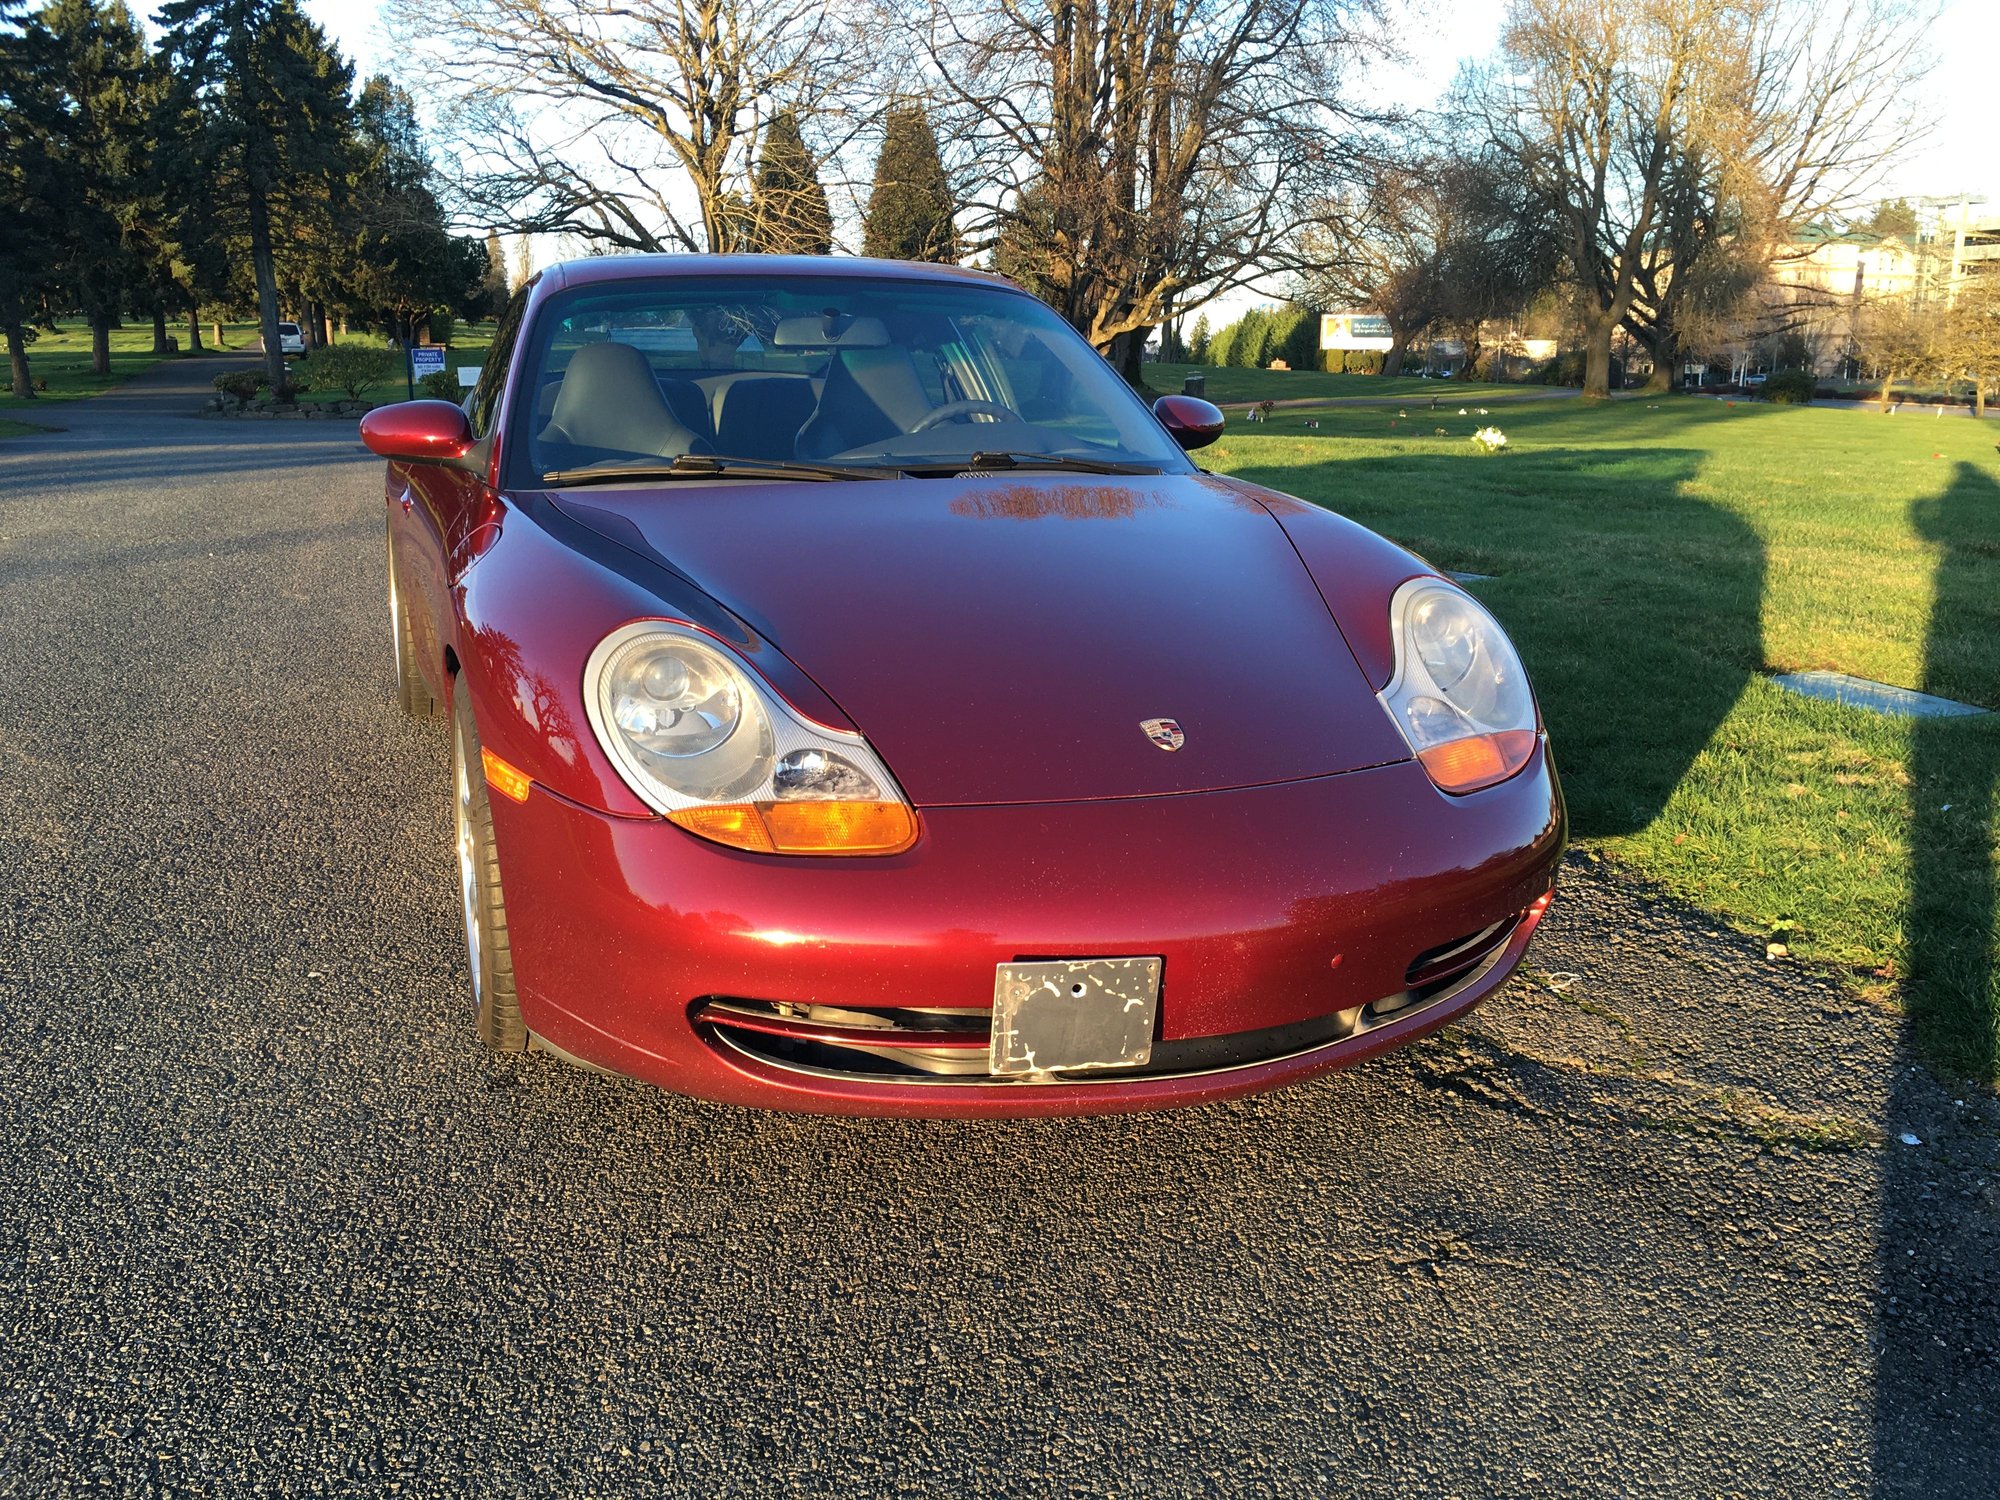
[1140,717,1186,751]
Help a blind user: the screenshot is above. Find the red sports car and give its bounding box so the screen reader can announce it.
[363,256,1564,1116]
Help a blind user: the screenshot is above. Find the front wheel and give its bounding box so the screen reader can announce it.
[452,678,527,1052]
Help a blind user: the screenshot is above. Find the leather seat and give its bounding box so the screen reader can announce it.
[539,340,710,468]
[702,374,821,460]
[795,348,936,459]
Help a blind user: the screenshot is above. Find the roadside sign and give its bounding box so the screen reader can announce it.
[408,344,446,401]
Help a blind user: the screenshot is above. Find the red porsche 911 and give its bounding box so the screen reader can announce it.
[363,256,1564,1116]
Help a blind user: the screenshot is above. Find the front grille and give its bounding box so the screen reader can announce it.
[1403,918,1520,997]
[691,999,993,1076]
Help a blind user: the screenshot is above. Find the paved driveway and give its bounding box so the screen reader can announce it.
[1,360,1995,1497]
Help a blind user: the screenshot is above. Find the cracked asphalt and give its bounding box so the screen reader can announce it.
[1,358,1996,1498]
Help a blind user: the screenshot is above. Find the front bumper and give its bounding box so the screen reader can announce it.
[491,748,1565,1117]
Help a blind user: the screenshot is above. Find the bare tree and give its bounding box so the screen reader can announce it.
[386,0,866,252]
[1942,266,2000,418]
[1487,0,1934,400]
[1855,293,1944,409]
[916,0,1391,377]
[1302,144,1553,377]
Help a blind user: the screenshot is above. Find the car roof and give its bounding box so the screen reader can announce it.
[540,254,1021,296]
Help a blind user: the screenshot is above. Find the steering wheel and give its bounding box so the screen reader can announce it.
[910,399,1021,432]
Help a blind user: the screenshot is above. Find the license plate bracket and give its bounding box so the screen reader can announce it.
[989,957,1162,1077]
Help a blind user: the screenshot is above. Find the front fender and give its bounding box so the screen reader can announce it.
[454,493,859,817]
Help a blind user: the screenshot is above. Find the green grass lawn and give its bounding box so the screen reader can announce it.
[1150,360,1546,406]
[1204,396,2000,1080]
[1,318,266,409]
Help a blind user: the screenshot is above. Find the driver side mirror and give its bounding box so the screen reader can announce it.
[1152,394,1225,451]
[360,399,474,463]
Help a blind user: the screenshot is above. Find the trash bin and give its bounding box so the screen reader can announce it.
[1181,374,1206,398]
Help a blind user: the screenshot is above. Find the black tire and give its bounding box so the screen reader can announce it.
[451,678,527,1052]
[387,526,439,719]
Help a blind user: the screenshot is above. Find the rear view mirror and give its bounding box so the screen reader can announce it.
[360,400,474,463]
[769,314,891,349]
[1152,394,1225,451]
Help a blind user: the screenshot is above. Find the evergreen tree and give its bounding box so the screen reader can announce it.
[157,0,353,392]
[750,111,831,255]
[480,227,510,310]
[1188,313,1211,364]
[0,0,68,396]
[43,0,150,375]
[861,106,956,263]
[346,77,485,341]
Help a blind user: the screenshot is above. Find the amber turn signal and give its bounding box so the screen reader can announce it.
[1416,729,1538,795]
[481,748,534,803]
[668,800,918,856]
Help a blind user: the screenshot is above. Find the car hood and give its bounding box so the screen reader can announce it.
[550,473,1411,806]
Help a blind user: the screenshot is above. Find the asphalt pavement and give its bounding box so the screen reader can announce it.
[1,358,1996,1498]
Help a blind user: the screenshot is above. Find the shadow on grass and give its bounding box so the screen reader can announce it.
[1230,446,1765,840]
[1876,462,2000,1495]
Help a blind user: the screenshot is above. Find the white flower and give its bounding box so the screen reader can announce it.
[1477,407,1489,415]
[1471,426,1509,451]
[1458,407,1469,415]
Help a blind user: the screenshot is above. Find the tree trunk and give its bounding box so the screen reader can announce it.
[1878,369,1897,411]
[313,302,331,349]
[1976,381,1987,419]
[90,315,111,376]
[1383,333,1410,378]
[211,319,222,348]
[1107,328,1147,388]
[152,305,170,355]
[186,309,204,352]
[1582,312,1617,400]
[1640,329,1677,394]
[6,324,32,399]
[247,185,288,394]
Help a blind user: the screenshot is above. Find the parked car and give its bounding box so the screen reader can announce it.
[362,256,1565,1117]
[1740,372,1768,389]
[275,321,305,357]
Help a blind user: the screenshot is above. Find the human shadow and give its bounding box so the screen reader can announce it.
[1228,445,1766,840]
[1875,461,2000,1493]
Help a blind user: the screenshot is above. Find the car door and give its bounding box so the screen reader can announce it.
[390,289,530,700]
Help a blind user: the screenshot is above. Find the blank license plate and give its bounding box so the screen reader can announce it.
[990,958,1162,1077]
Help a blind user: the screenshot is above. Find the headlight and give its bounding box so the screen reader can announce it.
[1378,579,1539,794]
[584,622,917,855]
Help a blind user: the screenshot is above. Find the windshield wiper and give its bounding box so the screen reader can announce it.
[959,451,1163,475]
[543,454,897,486]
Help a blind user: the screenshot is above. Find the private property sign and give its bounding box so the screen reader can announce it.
[410,346,447,379]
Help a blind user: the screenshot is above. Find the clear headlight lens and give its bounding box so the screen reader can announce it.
[1379,580,1539,794]
[585,622,916,854]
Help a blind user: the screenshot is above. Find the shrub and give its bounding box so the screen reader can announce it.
[1273,304,1320,373]
[427,313,456,346]
[1344,349,1385,376]
[212,369,265,400]
[1540,349,1586,386]
[1763,369,1815,404]
[301,342,395,400]
[418,370,461,401]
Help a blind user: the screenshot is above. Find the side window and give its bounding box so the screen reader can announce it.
[468,284,531,439]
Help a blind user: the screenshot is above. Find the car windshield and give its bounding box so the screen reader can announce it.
[512,273,1191,482]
